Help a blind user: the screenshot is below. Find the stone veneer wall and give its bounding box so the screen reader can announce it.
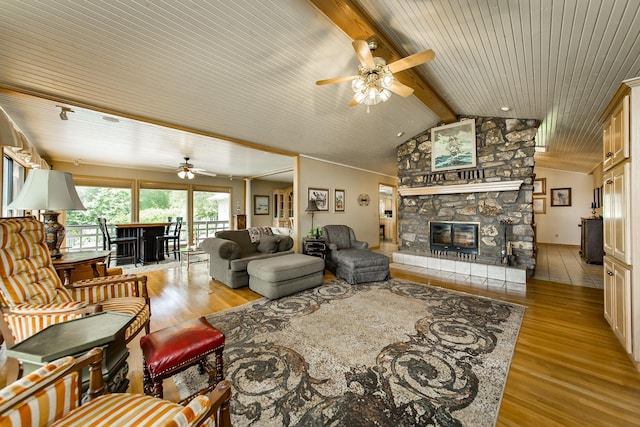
[397,116,539,272]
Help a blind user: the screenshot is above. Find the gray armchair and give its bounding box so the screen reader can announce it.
[322,225,389,284]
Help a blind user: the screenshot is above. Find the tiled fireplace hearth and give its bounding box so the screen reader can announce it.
[391,252,527,284]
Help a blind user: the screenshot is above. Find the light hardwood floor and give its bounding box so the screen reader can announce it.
[122,258,640,426]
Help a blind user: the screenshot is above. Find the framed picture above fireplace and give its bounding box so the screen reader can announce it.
[431,119,476,172]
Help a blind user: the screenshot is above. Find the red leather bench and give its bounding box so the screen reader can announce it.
[140,316,225,401]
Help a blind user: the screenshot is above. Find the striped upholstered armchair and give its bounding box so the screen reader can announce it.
[0,347,232,427]
[0,216,150,348]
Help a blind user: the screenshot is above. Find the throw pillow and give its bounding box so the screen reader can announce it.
[257,235,281,253]
[247,226,274,243]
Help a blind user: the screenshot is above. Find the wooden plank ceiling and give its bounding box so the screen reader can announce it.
[0,1,639,177]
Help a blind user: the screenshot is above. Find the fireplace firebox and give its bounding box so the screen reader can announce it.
[430,221,479,255]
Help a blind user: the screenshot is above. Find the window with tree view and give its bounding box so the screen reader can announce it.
[66,186,132,250]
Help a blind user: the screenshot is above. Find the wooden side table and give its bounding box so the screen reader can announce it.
[52,250,111,285]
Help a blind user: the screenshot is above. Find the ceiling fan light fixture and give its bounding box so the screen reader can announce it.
[351,62,394,107]
[178,168,194,180]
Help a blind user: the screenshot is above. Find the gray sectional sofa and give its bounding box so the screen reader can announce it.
[199,228,294,289]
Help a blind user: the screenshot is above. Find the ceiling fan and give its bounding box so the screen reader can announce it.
[176,157,216,179]
[316,40,435,109]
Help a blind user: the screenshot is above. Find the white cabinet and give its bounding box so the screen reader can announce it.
[604,256,632,353]
[602,162,631,264]
[602,95,629,171]
[273,187,293,228]
[601,80,637,366]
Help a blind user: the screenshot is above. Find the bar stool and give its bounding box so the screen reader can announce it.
[98,217,138,266]
[156,217,182,262]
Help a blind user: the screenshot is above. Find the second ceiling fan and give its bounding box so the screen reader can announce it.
[316,40,435,109]
[176,157,216,179]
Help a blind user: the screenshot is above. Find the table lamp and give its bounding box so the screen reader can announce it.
[305,199,320,237]
[7,170,86,259]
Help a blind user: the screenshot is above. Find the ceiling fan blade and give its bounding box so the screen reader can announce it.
[197,171,217,177]
[352,40,375,67]
[349,97,359,107]
[316,75,356,85]
[388,49,435,73]
[388,80,414,97]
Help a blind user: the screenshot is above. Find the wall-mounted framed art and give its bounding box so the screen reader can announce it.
[431,119,476,172]
[308,187,329,211]
[533,178,546,195]
[253,195,269,215]
[533,197,546,214]
[551,188,572,207]
[334,189,345,212]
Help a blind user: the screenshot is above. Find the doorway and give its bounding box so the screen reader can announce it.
[378,184,397,244]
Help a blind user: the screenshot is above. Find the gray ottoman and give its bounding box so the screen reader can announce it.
[335,249,390,284]
[248,254,325,299]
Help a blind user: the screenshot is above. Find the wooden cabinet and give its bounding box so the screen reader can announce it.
[604,256,632,353]
[602,162,631,264]
[601,79,638,368]
[273,187,293,228]
[580,218,603,264]
[603,95,630,171]
[233,214,246,230]
[379,217,396,242]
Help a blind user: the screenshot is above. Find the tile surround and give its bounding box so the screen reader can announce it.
[392,252,526,285]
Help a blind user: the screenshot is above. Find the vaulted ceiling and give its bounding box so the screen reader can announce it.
[1,0,639,179]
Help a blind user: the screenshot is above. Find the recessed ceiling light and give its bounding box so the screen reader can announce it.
[500,106,511,112]
[396,131,405,137]
[102,116,120,123]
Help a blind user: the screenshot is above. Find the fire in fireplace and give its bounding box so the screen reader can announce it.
[429,221,479,255]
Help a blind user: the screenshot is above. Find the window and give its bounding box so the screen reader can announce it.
[65,185,133,251]
[139,188,187,222]
[193,189,230,246]
[2,155,26,217]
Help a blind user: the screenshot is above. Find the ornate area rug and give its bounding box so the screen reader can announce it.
[174,278,525,426]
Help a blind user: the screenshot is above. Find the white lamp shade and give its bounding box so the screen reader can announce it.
[7,170,86,211]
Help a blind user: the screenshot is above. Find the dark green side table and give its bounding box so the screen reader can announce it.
[7,312,134,393]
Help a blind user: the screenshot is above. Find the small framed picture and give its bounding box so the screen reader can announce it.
[334,189,345,212]
[308,187,329,211]
[533,197,546,214]
[253,195,269,215]
[533,178,546,195]
[551,188,572,207]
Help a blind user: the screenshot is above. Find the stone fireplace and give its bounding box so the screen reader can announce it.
[396,116,539,275]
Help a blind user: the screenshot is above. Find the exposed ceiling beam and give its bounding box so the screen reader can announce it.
[308,0,457,123]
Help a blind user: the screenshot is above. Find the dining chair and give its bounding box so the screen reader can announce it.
[98,217,138,266]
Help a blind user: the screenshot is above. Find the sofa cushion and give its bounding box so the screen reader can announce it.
[229,251,293,272]
[215,230,255,257]
[277,236,294,252]
[257,236,281,254]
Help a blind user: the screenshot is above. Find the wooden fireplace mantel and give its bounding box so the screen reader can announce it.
[398,180,524,196]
